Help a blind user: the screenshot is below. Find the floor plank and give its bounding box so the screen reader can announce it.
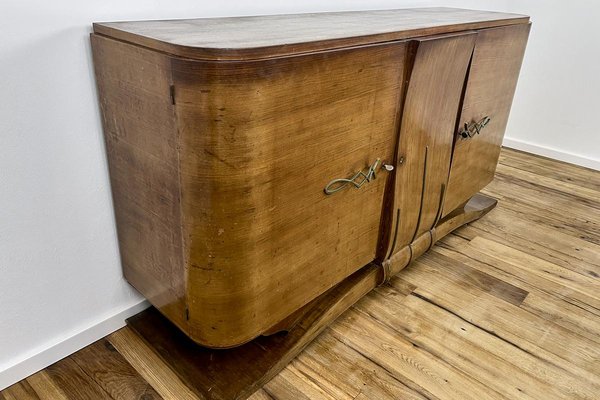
[437,234,600,317]
[296,329,429,400]
[2,147,600,399]
[25,372,68,400]
[484,173,600,233]
[357,286,570,400]
[44,358,113,399]
[70,339,162,399]
[466,207,600,275]
[401,257,600,387]
[0,380,42,400]
[498,148,600,192]
[331,307,507,400]
[108,328,199,400]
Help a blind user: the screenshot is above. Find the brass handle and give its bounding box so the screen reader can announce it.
[459,116,491,139]
[324,158,392,195]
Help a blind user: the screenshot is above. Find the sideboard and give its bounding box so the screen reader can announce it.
[91,8,530,350]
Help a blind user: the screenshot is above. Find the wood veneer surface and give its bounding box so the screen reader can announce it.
[381,32,475,261]
[171,40,406,347]
[93,8,529,60]
[443,23,531,216]
[92,8,531,348]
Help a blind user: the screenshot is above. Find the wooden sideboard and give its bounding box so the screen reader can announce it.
[91,8,530,350]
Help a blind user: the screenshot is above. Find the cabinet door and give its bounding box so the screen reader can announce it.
[172,41,408,347]
[443,24,530,216]
[380,32,475,260]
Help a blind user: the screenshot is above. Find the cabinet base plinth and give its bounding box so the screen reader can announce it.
[126,192,496,400]
[126,264,381,400]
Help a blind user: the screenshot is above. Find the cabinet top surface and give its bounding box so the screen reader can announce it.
[93,7,529,60]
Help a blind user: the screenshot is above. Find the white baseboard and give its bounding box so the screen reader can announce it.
[0,300,150,390]
[503,136,600,171]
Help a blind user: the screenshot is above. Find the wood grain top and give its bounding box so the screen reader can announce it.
[93,7,529,60]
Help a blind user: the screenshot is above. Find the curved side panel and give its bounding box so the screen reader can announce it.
[172,42,407,347]
[91,34,189,334]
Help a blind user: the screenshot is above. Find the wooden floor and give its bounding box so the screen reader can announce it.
[2,148,600,400]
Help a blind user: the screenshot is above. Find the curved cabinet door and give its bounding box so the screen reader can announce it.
[443,24,530,216]
[381,32,476,261]
[171,41,408,347]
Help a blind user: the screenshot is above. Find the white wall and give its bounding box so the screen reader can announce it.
[1,0,598,390]
[501,0,600,169]
[440,0,600,170]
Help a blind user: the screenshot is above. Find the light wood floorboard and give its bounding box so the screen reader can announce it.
[2,148,599,400]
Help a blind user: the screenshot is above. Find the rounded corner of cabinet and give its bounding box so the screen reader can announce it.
[185,301,263,349]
